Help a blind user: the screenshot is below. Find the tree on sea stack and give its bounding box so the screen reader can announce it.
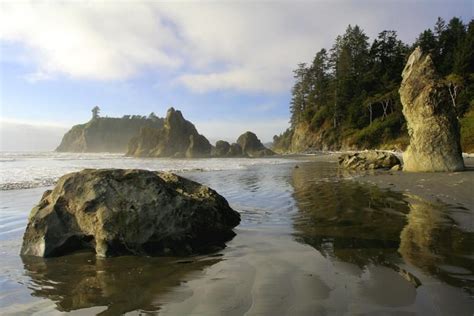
[399,47,464,172]
[91,106,100,120]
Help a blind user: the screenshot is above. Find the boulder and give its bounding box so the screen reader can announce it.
[236,131,275,157]
[211,140,248,157]
[338,151,401,170]
[127,108,212,158]
[399,47,464,172]
[186,134,212,158]
[21,169,240,258]
[211,140,231,157]
[228,143,244,157]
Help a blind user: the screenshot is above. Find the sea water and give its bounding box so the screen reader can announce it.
[0,152,473,315]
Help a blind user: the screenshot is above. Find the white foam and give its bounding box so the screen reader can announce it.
[0,152,298,190]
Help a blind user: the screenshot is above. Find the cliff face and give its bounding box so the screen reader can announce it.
[273,121,354,154]
[56,116,164,153]
[127,108,212,158]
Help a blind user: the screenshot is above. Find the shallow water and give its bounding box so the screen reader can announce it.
[0,155,473,315]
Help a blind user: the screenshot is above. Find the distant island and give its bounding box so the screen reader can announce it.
[273,17,474,153]
[56,106,164,153]
[57,106,274,158]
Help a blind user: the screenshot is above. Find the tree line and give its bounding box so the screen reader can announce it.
[274,17,474,151]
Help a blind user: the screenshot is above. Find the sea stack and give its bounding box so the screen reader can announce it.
[127,107,212,158]
[399,47,464,172]
[236,131,275,157]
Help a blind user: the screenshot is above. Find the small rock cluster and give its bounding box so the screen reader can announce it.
[127,108,274,158]
[211,132,275,158]
[338,151,401,170]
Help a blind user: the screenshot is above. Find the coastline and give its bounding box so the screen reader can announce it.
[1,154,473,314]
[289,151,474,211]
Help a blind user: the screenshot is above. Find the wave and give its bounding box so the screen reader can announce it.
[0,152,300,191]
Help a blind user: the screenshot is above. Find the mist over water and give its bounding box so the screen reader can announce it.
[0,156,473,315]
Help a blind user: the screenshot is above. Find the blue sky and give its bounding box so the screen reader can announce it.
[0,0,472,150]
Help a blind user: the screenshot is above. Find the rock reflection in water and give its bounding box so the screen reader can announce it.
[400,196,474,293]
[291,162,474,293]
[21,252,221,315]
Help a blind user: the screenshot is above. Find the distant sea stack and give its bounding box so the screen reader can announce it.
[127,107,212,158]
[236,131,275,157]
[56,107,164,153]
[399,47,464,172]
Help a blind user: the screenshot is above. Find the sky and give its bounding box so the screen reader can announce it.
[0,0,472,151]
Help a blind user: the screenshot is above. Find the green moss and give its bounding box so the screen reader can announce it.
[349,114,405,149]
[460,109,474,153]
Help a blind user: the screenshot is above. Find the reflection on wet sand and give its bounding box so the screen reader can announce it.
[291,162,474,294]
[5,161,474,315]
[21,252,221,315]
[400,196,474,293]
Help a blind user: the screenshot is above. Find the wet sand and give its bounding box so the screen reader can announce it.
[1,159,473,315]
[357,157,474,211]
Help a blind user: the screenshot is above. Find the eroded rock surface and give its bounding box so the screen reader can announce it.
[399,47,464,172]
[127,108,212,158]
[236,131,275,157]
[21,169,240,258]
[338,151,401,170]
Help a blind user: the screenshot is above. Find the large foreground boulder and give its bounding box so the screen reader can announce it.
[338,151,401,170]
[21,169,240,258]
[399,47,464,172]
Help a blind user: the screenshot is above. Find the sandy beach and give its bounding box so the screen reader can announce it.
[0,154,473,315]
[357,156,474,210]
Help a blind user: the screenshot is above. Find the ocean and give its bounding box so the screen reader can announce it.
[0,152,473,315]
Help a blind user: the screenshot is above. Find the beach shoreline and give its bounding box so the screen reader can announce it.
[1,154,473,315]
[298,152,474,210]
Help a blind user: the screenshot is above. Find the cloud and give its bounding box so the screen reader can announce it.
[175,68,288,93]
[0,1,181,81]
[1,0,470,92]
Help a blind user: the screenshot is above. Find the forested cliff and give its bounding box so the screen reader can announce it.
[273,17,474,153]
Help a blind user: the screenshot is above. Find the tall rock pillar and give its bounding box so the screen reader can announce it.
[399,47,464,172]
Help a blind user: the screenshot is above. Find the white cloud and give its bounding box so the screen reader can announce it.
[0,1,181,81]
[0,0,467,92]
[176,68,288,93]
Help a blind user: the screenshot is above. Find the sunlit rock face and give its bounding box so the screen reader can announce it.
[127,108,212,158]
[338,151,401,170]
[21,169,240,258]
[399,47,464,172]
